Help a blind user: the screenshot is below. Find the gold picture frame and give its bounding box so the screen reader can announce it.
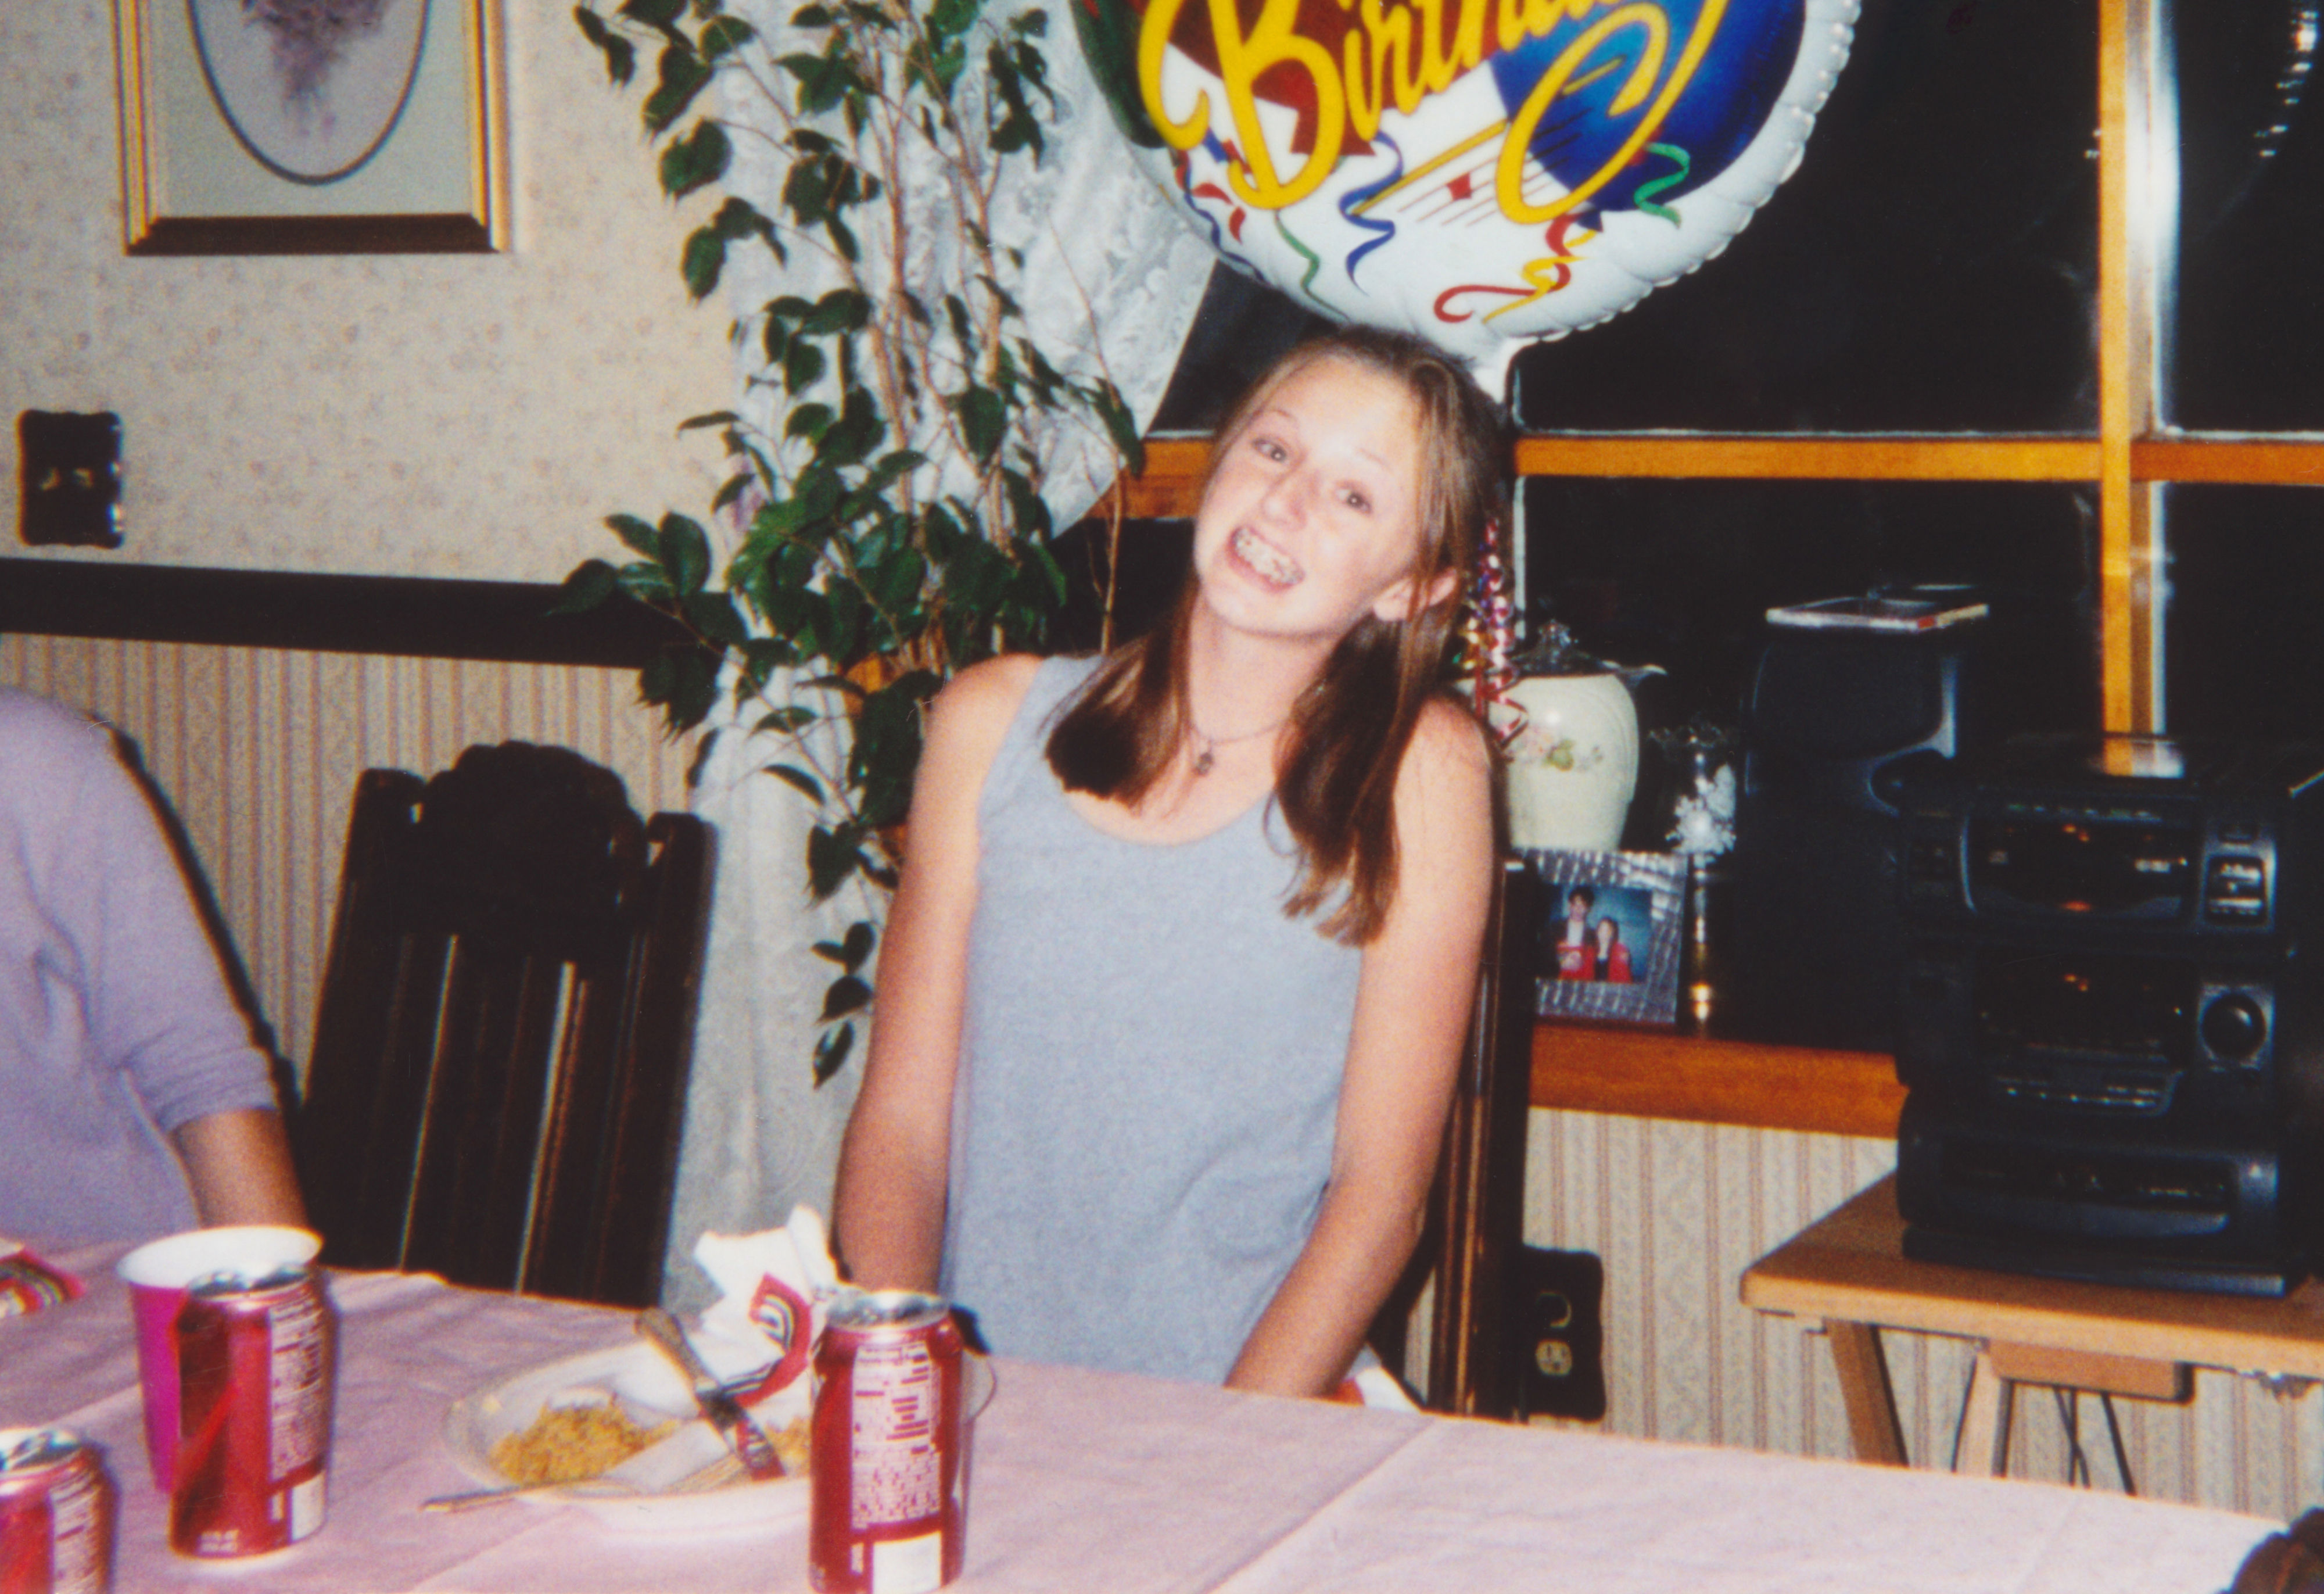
[113,0,505,255]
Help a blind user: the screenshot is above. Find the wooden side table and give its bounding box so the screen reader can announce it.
[1741,1175,2324,1475]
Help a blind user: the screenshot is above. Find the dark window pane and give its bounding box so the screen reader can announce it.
[2164,486,2324,739]
[1509,0,2098,432]
[2169,5,2324,431]
[1522,478,2100,737]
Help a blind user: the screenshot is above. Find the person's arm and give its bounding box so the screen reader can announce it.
[1226,699,1496,1397]
[173,1108,308,1227]
[832,655,1039,1289]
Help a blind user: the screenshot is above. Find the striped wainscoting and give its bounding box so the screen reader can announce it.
[1525,1109,2324,1519]
[0,633,690,1088]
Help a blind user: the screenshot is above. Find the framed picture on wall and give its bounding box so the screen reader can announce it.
[1523,847,1687,1027]
[113,0,505,254]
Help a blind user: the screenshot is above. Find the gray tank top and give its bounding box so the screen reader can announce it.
[939,655,1362,1384]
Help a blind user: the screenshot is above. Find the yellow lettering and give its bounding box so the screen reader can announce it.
[1344,0,1410,141]
[1496,0,1720,224]
[1139,0,1213,151]
[1419,0,1489,91]
[1495,0,1609,52]
[1211,0,1347,207]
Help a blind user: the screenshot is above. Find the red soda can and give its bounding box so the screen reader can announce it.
[0,1427,114,1594]
[808,1290,967,1594]
[168,1267,335,1559]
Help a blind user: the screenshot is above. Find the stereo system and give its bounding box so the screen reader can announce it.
[1891,734,2324,1294]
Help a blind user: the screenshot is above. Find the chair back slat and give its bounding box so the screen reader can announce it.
[294,744,710,1308]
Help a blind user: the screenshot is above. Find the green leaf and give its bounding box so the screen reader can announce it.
[817,389,884,468]
[784,400,834,441]
[615,562,676,603]
[698,13,755,57]
[812,1021,855,1084]
[657,513,711,593]
[784,338,827,393]
[573,6,638,84]
[807,822,866,898]
[642,43,713,134]
[641,646,718,730]
[607,513,661,557]
[801,288,873,335]
[711,472,753,513]
[618,0,686,29]
[791,2,831,23]
[550,558,619,615]
[680,409,741,431]
[683,588,750,647]
[681,225,727,300]
[660,118,731,199]
[1091,379,1146,472]
[869,546,927,615]
[767,762,825,802]
[756,704,818,734]
[955,385,1005,462]
[812,920,876,972]
[818,975,871,1020]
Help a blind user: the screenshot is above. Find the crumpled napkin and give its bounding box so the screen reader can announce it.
[598,1207,840,1491]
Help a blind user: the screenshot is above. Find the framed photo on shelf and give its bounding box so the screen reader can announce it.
[1522,848,1687,1027]
[113,0,505,255]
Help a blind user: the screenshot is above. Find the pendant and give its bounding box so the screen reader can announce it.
[1192,746,1216,777]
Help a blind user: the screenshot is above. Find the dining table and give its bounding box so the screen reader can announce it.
[0,1235,2291,1593]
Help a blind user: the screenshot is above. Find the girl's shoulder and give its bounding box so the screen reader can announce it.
[935,653,1044,721]
[1398,694,1494,791]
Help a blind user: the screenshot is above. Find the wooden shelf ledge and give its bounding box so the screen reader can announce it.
[1530,1022,1906,1140]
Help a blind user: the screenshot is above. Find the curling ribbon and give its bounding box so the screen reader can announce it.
[1633,143,1692,224]
[1465,517,1524,749]
[1337,135,1404,287]
[1274,214,1331,306]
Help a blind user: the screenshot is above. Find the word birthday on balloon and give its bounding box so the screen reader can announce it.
[1085,0,1857,381]
[1139,0,1720,222]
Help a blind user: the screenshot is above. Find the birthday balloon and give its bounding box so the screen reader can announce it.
[1074,0,1860,388]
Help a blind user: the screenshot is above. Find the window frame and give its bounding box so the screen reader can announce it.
[1118,0,2309,735]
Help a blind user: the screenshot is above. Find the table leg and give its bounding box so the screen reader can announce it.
[1954,1348,2013,1478]
[1824,1320,1908,1467]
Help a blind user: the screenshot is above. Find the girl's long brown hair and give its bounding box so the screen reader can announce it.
[1045,325,1508,944]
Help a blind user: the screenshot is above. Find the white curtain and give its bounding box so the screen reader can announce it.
[660,0,1215,1306]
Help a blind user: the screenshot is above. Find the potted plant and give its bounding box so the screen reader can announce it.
[562,0,1146,1081]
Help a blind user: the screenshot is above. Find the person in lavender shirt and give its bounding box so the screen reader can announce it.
[0,689,305,1244]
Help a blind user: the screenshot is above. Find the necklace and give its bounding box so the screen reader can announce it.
[1188,714,1286,777]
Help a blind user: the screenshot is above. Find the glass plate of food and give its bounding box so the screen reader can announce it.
[440,1342,811,1532]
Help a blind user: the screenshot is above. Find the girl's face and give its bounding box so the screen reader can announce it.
[1190,356,1446,651]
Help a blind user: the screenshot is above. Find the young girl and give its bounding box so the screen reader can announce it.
[833,326,1504,1398]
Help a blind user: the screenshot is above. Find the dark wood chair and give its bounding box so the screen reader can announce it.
[292,742,711,1308]
[1367,858,1540,1416]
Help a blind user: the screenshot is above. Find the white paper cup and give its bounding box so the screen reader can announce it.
[117,1226,320,1490]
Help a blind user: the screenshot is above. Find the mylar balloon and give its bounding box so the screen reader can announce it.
[1075,0,1860,388]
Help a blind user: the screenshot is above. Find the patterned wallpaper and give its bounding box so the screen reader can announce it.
[1,1,730,583]
[10,636,2319,1521]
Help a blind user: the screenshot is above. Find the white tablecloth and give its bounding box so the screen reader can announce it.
[0,1239,2282,1592]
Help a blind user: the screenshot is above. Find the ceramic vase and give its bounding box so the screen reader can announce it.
[1498,672,1641,852]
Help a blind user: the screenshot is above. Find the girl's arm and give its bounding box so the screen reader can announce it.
[1226,697,1497,1398]
[831,654,1039,1289]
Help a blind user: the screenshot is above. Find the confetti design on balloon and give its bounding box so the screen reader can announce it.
[1337,135,1404,287]
[1465,517,1523,748]
[1274,214,1332,306]
[1633,143,1693,224]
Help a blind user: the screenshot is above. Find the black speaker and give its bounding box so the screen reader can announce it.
[1727,621,1985,1051]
